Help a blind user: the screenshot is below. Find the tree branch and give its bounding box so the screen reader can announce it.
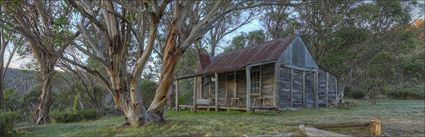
[2,40,18,80]
[72,42,109,66]
[59,54,112,91]
[68,0,108,32]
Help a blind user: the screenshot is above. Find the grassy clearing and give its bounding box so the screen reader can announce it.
[17,99,425,137]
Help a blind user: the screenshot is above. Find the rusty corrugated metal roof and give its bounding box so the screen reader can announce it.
[199,36,296,74]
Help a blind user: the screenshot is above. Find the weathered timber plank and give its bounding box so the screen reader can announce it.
[306,122,370,129]
[175,80,179,111]
[215,73,219,112]
[192,77,197,112]
[246,67,252,112]
[298,125,351,137]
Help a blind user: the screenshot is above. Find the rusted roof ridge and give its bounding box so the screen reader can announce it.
[211,38,283,62]
[198,36,296,74]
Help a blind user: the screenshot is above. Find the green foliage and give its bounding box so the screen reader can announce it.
[229,30,266,50]
[230,34,246,49]
[73,94,80,113]
[50,109,100,123]
[366,52,396,82]
[87,57,106,74]
[22,86,42,107]
[178,79,194,105]
[259,1,422,101]
[50,110,81,123]
[0,111,18,137]
[175,48,198,105]
[2,88,22,111]
[384,84,425,99]
[24,85,69,111]
[346,90,366,99]
[261,5,300,39]
[402,52,425,81]
[78,109,100,121]
[53,16,69,27]
[140,80,158,106]
[246,30,265,46]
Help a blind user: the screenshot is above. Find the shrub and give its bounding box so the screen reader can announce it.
[140,80,158,106]
[3,88,22,112]
[50,110,81,123]
[346,90,365,99]
[79,109,99,120]
[73,94,80,113]
[0,111,18,137]
[384,84,425,99]
[50,109,100,123]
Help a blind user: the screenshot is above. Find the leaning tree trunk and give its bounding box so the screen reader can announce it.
[33,65,55,125]
[147,26,181,122]
[147,55,180,122]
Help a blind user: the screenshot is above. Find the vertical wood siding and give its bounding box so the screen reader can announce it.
[304,71,315,108]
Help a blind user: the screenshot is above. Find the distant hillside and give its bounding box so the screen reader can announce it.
[4,68,69,93]
[4,68,40,93]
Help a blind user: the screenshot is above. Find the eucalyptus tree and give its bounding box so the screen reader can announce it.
[0,1,79,124]
[228,30,266,51]
[204,10,254,56]
[261,4,299,40]
[64,0,292,126]
[66,0,168,127]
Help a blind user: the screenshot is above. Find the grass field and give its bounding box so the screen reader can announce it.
[16,99,425,136]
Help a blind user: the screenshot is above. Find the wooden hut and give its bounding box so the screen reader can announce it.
[175,35,338,112]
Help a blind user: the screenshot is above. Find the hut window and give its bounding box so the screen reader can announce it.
[251,68,261,94]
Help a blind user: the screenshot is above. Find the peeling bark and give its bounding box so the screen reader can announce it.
[108,67,146,127]
[33,62,55,125]
[67,0,169,127]
[148,24,181,122]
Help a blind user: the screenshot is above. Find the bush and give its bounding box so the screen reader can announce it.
[140,80,158,106]
[50,110,81,123]
[384,84,425,99]
[346,90,365,99]
[50,109,100,123]
[0,111,18,137]
[79,109,99,120]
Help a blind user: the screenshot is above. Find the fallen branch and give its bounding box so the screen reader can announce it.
[298,125,351,137]
[306,122,370,129]
[301,119,382,136]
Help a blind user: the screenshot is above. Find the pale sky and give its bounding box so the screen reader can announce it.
[4,46,32,69]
